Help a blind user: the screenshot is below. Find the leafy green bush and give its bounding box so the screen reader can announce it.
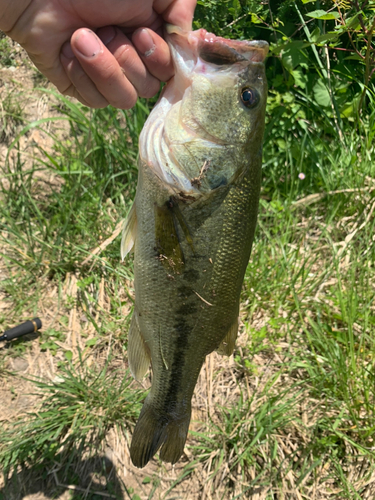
[194,1,375,200]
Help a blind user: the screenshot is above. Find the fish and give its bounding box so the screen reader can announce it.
[121,25,268,468]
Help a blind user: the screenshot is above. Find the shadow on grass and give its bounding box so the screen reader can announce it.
[0,453,129,500]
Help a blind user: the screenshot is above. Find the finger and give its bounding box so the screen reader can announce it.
[71,28,139,109]
[96,26,160,98]
[132,28,174,82]
[155,0,197,31]
[61,42,109,108]
[62,82,103,108]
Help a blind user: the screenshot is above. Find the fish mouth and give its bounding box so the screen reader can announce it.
[163,25,268,146]
[165,24,269,66]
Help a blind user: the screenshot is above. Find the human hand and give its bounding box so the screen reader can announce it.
[0,0,196,108]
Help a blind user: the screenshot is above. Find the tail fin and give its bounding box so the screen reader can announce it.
[130,399,191,468]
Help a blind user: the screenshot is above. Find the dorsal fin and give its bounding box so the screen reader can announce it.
[121,204,137,260]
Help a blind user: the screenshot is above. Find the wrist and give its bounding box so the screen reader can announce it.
[0,0,32,33]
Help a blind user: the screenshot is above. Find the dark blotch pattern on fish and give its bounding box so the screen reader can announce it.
[182,269,200,283]
[162,315,191,415]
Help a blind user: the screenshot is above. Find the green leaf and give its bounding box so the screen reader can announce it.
[281,43,308,71]
[272,74,285,88]
[307,10,340,20]
[251,13,262,24]
[291,69,307,89]
[85,337,99,347]
[344,54,365,61]
[142,476,151,484]
[345,15,361,30]
[65,350,73,361]
[313,80,331,107]
[314,32,340,44]
[310,27,340,45]
[340,99,358,118]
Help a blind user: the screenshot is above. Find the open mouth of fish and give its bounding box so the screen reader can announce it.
[139,25,268,195]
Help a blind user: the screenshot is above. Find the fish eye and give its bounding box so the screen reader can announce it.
[240,88,260,108]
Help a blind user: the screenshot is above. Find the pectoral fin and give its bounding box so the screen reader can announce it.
[216,318,239,356]
[121,203,137,260]
[155,200,184,273]
[128,312,150,380]
[172,201,195,255]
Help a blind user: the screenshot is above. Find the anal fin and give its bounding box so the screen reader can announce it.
[128,313,150,380]
[121,203,137,260]
[216,317,239,356]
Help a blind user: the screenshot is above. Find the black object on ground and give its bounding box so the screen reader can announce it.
[0,318,42,342]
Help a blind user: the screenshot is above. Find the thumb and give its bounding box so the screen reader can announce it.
[158,0,196,31]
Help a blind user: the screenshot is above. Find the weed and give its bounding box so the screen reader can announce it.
[0,91,25,143]
[0,32,17,67]
[0,353,143,478]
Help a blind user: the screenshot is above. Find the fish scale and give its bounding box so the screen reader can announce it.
[121,25,268,468]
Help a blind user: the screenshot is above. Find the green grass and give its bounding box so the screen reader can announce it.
[0,90,25,143]
[1,10,375,498]
[1,91,146,280]
[0,354,143,474]
[0,31,18,68]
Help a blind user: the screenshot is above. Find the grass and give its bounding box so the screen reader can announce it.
[0,31,18,68]
[0,89,26,145]
[2,91,145,280]
[1,42,375,500]
[0,355,143,474]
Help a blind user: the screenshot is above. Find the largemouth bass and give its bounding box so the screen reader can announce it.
[121,25,268,468]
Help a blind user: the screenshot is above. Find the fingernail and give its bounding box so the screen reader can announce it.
[97,26,116,46]
[75,29,101,58]
[61,42,75,59]
[134,29,156,57]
